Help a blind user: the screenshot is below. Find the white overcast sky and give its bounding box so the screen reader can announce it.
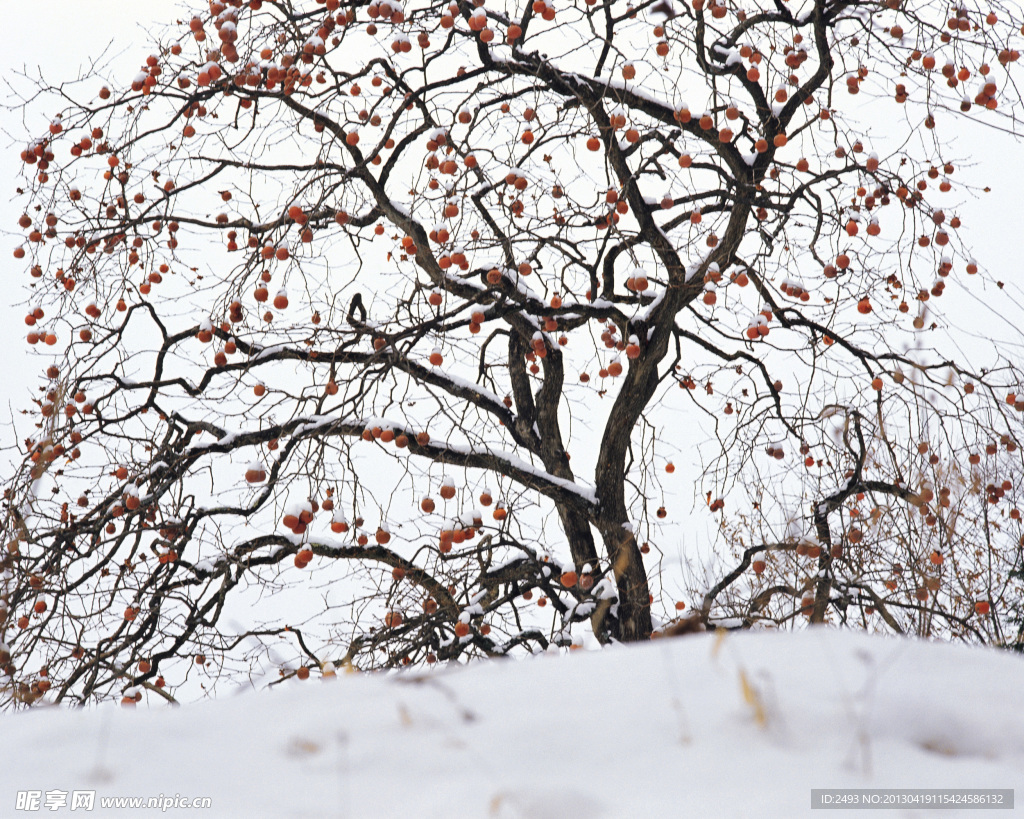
[3,0,1023,453]
[1,1,183,455]
[1,1,1023,695]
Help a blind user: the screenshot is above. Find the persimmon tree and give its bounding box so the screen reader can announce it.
[4,0,1024,706]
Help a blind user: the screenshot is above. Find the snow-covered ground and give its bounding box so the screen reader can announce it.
[2,629,1021,818]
